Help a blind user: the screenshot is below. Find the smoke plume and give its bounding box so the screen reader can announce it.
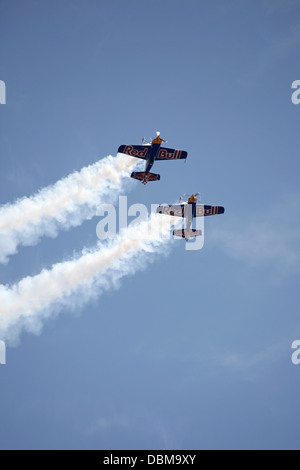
[0,213,174,343]
[0,154,138,263]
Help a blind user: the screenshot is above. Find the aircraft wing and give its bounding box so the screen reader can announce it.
[156,204,185,217]
[157,204,225,217]
[156,147,188,160]
[195,205,225,217]
[118,145,149,159]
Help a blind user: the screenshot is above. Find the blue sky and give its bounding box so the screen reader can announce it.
[0,0,300,450]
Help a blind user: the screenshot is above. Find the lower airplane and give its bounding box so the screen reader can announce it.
[156,193,225,241]
[118,132,187,184]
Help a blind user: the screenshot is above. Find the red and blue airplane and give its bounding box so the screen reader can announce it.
[156,193,225,241]
[118,132,187,184]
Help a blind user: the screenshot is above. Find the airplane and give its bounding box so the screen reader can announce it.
[156,193,225,241]
[118,132,188,184]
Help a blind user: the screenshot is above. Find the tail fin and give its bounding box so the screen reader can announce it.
[131,171,160,184]
[173,229,202,239]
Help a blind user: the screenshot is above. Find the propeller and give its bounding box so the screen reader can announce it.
[181,193,201,202]
[156,131,167,143]
[143,131,167,144]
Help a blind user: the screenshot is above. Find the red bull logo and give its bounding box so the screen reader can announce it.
[123,145,148,158]
[196,206,218,216]
[158,206,184,216]
[157,149,182,160]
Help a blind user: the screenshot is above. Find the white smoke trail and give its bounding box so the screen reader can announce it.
[0,213,174,344]
[0,154,138,264]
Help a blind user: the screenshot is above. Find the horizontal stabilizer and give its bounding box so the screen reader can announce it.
[131,171,160,184]
[173,229,202,239]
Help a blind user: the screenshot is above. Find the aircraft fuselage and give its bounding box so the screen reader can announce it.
[184,202,196,240]
[145,143,161,175]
